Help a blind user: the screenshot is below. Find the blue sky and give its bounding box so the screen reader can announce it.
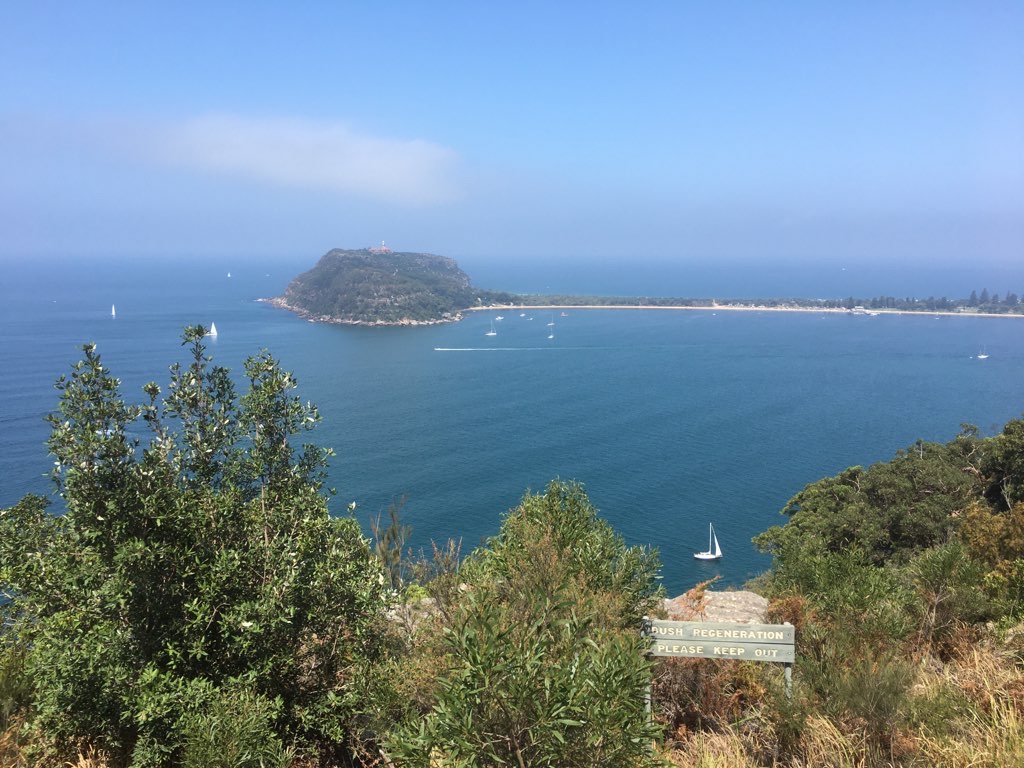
[1,2,1021,288]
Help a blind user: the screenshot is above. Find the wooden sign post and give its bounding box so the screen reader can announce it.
[643,617,795,700]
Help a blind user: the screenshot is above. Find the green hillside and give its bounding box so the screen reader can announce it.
[279,248,513,324]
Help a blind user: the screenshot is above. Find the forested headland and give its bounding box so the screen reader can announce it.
[272,248,516,325]
[2,329,1023,767]
[273,248,1023,326]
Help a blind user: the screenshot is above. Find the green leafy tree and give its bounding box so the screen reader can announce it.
[755,431,983,570]
[0,328,390,766]
[981,417,1024,510]
[387,480,663,767]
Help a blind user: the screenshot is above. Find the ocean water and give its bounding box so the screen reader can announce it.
[3,256,1023,597]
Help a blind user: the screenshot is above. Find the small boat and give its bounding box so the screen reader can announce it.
[694,523,722,561]
[111,304,116,318]
[977,347,989,360]
[207,322,218,338]
[495,315,504,321]
[485,321,497,337]
[227,272,232,278]
[547,313,555,326]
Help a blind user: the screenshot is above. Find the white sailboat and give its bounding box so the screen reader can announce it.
[485,320,497,337]
[207,322,218,337]
[111,304,116,318]
[977,347,989,360]
[694,523,722,561]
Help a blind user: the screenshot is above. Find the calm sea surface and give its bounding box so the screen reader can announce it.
[2,256,1023,596]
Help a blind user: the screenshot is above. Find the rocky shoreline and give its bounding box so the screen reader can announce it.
[259,297,463,327]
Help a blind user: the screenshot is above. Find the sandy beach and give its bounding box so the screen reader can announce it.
[467,304,1024,319]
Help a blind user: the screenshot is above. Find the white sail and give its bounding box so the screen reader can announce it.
[111,304,116,318]
[208,322,218,337]
[694,523,722,560]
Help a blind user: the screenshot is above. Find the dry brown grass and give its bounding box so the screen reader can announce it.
[658,639,1024,768]
[0,718,28,768]
[64,745,113,768]
[664,714,873,768]
[908,648,1024,767]
[664,728,759,767]
[0,719,117,768]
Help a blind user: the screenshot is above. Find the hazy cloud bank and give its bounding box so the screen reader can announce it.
[1,113,463,207]
[154,115,462,205]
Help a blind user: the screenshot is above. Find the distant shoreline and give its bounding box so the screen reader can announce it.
[267,293,1024,327]
[467,304,1024,319]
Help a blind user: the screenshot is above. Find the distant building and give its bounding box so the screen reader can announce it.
[369,240,392,254]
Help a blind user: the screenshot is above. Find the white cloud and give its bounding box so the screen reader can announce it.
[153,114,462,206]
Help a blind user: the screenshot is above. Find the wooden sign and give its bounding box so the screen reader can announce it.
[645,619,795,663]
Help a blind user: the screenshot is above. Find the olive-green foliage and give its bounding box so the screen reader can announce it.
[371,496,412,592]
[755,431,984,569]
[0,329,390,766]
[960,500,1024,618]
[284,249,515,323]
[906,541,992,654]
[810,646,915,755]
[386,480,663,767]
[0,636,30,734]
[755,569,917,760]
[471,480,664,622]
[982,417,1024,510]
[749,420,1024,760]
[178,685,291,768]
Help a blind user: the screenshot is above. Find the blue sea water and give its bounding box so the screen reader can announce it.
[2,256,1023,597]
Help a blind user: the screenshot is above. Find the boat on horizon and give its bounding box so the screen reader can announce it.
[111,304,116,318]
[694,523,722,561]
[207,322,218,338]
[485,320,497,337]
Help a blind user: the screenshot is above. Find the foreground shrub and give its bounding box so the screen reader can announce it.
[178,685,291,768]
[0,329,390,766]
[386,480,663,767]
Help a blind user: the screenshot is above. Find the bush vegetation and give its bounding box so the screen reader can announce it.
[2,331,1024,766]
[282,249,515,324]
